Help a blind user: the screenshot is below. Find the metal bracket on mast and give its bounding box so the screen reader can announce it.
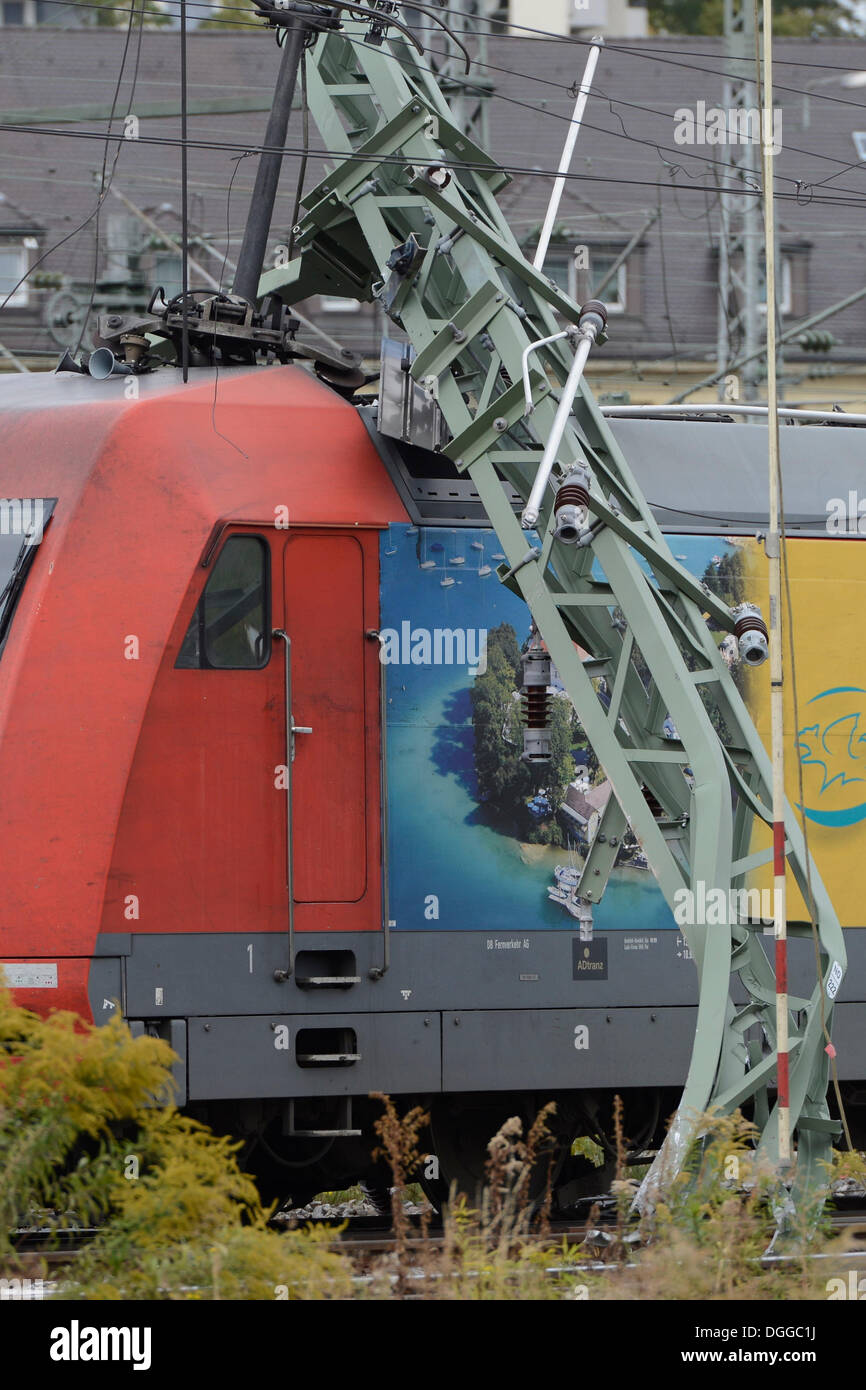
[258,10,845,1225]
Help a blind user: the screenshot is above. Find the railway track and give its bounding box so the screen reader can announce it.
[7,1194,865,1289]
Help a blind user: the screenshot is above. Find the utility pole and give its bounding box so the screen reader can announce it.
[718,0,762,402]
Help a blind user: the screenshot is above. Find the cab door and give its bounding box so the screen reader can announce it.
[282,528,381,933]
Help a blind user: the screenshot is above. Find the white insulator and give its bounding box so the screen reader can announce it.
[732,602,769,668]
[553,502,587,544]
[522,728,552,762]
[738,629,769,666]
[521,650,552,687]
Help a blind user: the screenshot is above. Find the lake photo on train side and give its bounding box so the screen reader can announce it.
[380,524,746,935]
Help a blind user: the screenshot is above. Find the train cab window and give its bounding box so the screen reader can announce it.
[0,498,55,658]
[176,535,270,670]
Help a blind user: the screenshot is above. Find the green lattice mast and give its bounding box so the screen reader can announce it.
[254,4,845,1217]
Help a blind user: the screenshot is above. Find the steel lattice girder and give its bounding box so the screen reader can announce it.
[260,17,846,1214]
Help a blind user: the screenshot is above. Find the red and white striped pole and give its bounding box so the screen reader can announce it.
[758,0,791,1167]
[773,818,790,1164]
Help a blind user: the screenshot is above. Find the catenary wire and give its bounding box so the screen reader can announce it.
[9,119,866,209]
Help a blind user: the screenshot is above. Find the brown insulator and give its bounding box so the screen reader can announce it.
[733,611,768,642]
[523,687,551,728]
[554,482,591,516]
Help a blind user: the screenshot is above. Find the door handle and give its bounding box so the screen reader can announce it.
[272,628,297,982]
[291,718,313,761]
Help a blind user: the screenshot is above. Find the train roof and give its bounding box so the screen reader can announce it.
[0,364,405,529]
[607,417,866,536]
[1,364,864,535]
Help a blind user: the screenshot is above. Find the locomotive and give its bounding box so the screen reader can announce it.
[2,359,864,1202]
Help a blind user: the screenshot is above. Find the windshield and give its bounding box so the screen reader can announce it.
[0,499,56,657]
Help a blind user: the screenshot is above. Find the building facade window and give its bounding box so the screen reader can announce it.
[716,242,809,320]
[543,242,635,315]
[154,251,184,302]
[0,0,37,23]
[543,255,572,297]
[757,256,793,317]
[0,243,30,307]
[587,251,626,313]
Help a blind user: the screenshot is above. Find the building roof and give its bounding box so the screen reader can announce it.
[1,30,866,364]
[0,188,43,234]
[565,778,612,821]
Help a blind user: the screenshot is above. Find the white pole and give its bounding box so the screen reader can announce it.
[533,38,603,273]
